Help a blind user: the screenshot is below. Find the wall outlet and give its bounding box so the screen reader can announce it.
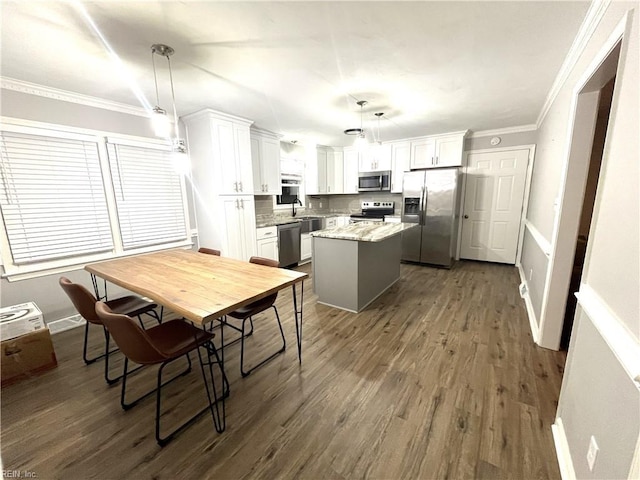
[319,202,322,208]
[309,202,312,208]
[519,282,528,297]
[529,268,533,281]
[587,435,599,472]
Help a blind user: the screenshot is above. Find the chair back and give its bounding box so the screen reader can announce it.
[95,302,166,365]
[198,247,221,256]
[250,256,279,268]
[59,277,102,324]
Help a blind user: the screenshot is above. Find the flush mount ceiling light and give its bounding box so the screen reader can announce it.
[150,43,189,173]
[344,100,368,150]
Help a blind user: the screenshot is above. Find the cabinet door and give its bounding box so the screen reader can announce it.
[317,150,328,194]
[358,151,374,172]
[261,138,281,194]
[434,135,464,167]
[305,154,319,195]
[410,138,436,169]
[222,196,256,260]
[234,124,253,194]
[257,238,279,261]
[391,141,411,193]
[216,121,239,194]
[300,233,312,261]
[327,151,344,194]
[343,148,359,193]
[250,136,264,193]
[368,143,392,171]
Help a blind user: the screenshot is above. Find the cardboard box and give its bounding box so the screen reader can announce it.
[1,328,57,386]
[0,302,45,341]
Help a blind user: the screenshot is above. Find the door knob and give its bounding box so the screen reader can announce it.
[464,215,469,219]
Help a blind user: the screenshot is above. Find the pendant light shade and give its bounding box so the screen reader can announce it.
[151,106,170,138]
[344,100,369,151]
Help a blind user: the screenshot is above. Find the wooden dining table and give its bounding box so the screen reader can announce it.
[85,249,308,362]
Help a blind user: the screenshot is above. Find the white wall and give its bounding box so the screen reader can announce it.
[519,1,639,477]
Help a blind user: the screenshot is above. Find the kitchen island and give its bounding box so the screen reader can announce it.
[310,222,416,312]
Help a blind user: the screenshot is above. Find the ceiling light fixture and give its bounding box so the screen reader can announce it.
[374,112,384,146]
[344,100,368,151]
[150,43,189,173]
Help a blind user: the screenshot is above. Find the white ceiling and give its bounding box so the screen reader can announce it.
[1,1,590,146]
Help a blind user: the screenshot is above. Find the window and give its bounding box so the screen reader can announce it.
[107,139,188,250]
[0,130,113,264]
[0,121,191,280]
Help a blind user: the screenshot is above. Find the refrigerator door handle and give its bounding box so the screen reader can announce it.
[421,185,428,225]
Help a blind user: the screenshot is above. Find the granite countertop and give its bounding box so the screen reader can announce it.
[310,222,416,242]
[256,212,351,228]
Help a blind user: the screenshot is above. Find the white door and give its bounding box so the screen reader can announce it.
[460,149,529,263]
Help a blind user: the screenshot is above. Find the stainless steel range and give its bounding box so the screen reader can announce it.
[350,201,395,223]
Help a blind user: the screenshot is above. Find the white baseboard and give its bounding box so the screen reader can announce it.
[518,264,540,342]
[552,418,576,480]
[47,314,85,335]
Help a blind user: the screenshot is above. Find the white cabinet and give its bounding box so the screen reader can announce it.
[300,233,312,263]
[343,147,359,194]
[184,109,257,260]
[327,151,344,194]
[308,147,343,194]
[360,143,392,172]
[221,196,257,260]
[256,226,278,261]
[410,133,466,169]
[251,129,280,194]
[391,141,411,193]
[335,215,350,227]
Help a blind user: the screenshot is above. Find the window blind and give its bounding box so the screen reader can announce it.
[0,131,114,264]
[106,142,187,250]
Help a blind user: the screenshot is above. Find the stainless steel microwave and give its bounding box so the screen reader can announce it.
[358,171,391,192]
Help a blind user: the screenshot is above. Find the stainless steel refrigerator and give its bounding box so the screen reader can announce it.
[401,168,460,267]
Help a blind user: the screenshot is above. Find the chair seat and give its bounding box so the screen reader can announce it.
[227,294,277,320]
[146,320,214,360]
[106,295,157,318]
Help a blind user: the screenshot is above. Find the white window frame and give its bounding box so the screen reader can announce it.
[0,117,192,281]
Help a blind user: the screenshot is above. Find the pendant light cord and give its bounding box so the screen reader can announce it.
[152,50,160,107]
[167,55,179,137]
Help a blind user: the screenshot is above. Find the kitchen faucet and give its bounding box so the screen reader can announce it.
[292,198,303,217]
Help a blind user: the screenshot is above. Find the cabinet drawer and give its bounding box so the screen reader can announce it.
[256,226,277,239]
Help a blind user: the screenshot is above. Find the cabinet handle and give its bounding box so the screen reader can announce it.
[240,198,244,209]
[435,156,439,165]
[239,181,243,192]
[328,186,331,192]
[233,181,238,192]
[235,199,239,209]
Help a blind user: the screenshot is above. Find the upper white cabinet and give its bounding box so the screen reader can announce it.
[360,143,392,172]
[410,132,467,169]
[184,109,254,195]
[343,147,359,194]
[307,147,343,195]
[327,150,344,194]
[391,141,411,193]
[251,128,281,195]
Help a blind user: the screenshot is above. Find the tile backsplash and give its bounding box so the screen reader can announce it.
[254,192,402,219]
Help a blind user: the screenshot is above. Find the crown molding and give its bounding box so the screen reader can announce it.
[536,0,611,128]
[1,77,151,118]
[469,124,537,138]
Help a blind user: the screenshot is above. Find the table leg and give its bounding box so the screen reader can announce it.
[90,273,108,301]
[292,280,304,364]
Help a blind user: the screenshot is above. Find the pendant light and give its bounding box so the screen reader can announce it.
[150,43,189,173]
[344,100,369,151]
[374,112,384,145]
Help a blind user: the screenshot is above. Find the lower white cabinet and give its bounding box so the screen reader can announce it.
[221,196,257,261]
[256,226,278,262]
[300,233,312,263]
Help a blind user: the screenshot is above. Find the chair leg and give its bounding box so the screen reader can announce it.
[103,327,144,385]
[155,347,226,447]
[240,305,286,377]
[120,354,192,411]
[83,321,118,365]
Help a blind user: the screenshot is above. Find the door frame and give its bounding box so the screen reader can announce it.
[456,144,536,263]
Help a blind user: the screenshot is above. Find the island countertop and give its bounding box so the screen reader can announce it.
[310,222,416,242]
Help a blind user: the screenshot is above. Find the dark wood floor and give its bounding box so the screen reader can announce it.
[1,260,566,479]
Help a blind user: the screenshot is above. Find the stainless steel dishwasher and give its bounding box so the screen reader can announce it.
[277,222,301,268]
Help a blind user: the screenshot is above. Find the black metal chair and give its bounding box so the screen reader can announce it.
[59,277,161,384]
[225,256,286,377]
[95,302,227,446]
